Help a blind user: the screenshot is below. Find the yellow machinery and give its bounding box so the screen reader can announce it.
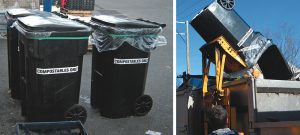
[201,36,248,135]
[202,36,247,97]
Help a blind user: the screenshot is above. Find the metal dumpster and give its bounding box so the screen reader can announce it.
[206,78,300,135]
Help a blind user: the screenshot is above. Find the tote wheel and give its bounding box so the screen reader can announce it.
[134,95,153,116]
[218,0,235,10]
[64,104,87,124]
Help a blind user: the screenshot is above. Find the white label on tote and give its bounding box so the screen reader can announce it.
[114,58,149,64]
[36,66,78,75]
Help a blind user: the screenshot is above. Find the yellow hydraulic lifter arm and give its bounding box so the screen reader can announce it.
[215,48,227,96]
[202,55,210,96]
[202,36,247,97]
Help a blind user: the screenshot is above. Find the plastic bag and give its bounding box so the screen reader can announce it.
[90,20,167,52]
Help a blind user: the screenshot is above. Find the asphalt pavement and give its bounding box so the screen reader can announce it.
[0,0,173,134]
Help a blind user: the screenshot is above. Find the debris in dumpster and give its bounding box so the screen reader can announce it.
[289,63,300,81]
[242,64,264,79]
[145,130,162,135]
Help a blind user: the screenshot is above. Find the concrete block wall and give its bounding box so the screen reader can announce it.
[0,0,40,9]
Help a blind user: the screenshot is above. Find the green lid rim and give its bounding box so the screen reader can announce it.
[109,34,158,37]
[31,36,89,40]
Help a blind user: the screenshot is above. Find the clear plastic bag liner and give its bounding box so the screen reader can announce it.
[292,73,300,81]
[0,11,6,24]
[238,32,272,68]
[289,63,300,81]
[0,12,6,33]
[90,24,167,52]
[225,33,273,78]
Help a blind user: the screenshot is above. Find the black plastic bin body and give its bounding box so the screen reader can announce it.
[90,16,164,118]
[16,15,91,122]
[191,1,252,51]
[258,45,293,80]
[91,44,150,118]
[6,9,38,99]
